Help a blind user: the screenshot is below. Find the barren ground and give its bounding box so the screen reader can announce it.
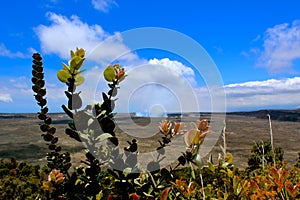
[0,113,299,169]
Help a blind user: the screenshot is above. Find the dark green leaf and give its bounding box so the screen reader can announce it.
[41,107,48,114]
[31,77,38,84]
[38,99,47,107]
[38,88,46,96]
[44,117,52,124]
[48,127,56,134]
[51,137,58,144]
[65,128,81,142]
[43,133,54,141]
[99,117,115,133]
[178,155,186,166]
[34,94,43,102]
[48,144,56,150]
[36,79,45,88]
[160,168,172,180]
[40,124,49,132]
[108,136,118,146]
[32,85,41,93]
[32,70,37,77]
[35,72,44,79]
[38,113,46,120]
[34,65,43,72]
[32,60,42,66]
[62,104,73,118]
[55,146,62,152]
[32,53,42,60]
[102,92,109,101]
[108,88,118,97]
[68,120,76,130]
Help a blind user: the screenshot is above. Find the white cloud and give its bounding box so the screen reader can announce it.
[35,12,108,58]
[34,13,101,57]
[87,32,140,65]
[148,58,196,85]
[78,58,200,114]
[0,92,13,103]
[0,77,32,104]
[91,0,117,12]
[0,44,26,58]
[0,75,71,112]
[148,58,194,77]
[34,12,138,64]
[117,62,199,114]
[257,20,300,73]
[224,77,300,110]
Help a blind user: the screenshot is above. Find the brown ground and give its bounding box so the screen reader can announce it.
[0,113,299,169]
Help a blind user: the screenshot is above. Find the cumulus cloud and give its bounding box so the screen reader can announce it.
[34,12,136,63]
[148,58,195,82]
[257,20,300,73]
[91,0,117,12]
[225,77,300,110]
[79,58,200,114]
[117,62,199,114]
[35,12,107,58]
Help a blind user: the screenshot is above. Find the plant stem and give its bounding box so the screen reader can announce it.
[267,114,276,167]
[199,169,205,200]
[262,142,265,171]
[223,119,227,159]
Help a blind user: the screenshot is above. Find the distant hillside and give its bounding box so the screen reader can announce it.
[0,114,30,119]
[228,109,300,122]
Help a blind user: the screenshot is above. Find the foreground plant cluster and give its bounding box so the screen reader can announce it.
[1,48,300,199]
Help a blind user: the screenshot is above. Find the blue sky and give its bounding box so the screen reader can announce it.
[1,0,300,113]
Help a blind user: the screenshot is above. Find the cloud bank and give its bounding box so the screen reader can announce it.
[225,77,300,110]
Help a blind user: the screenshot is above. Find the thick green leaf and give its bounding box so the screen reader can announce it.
[62,104,73,118]
[123,167,131,176]
[69,56,84,70]
[208,161,215,172]
[62,62,70,71]
[103,66,115,82]
[75,75,84,86]
[195,154,204,169]
[57,69,71,83]
[184,129,197,147]
[75,48,85,58]
[70,50,75,58]
[95,133,113,142]
[189,162,195,179]
[225,152,233,164]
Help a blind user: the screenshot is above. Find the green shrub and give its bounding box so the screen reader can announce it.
[247,141,284,171]
[0,158,47,199]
